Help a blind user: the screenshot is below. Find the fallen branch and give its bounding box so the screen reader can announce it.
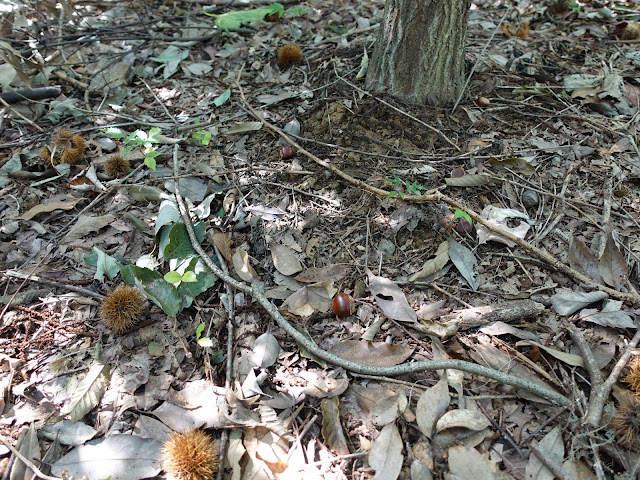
[0,436,61,480]
[172,145,570,406]
[0,86,61,104]
[236,80,640,305]
[568,323,640,426]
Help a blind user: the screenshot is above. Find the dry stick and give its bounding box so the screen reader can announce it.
[0,249,52,323]
[566,323,603,390]
[172,145,569,406]
[237,82,640,305]
[0,97,44,132]
[587,328,640,426]
[528,442,574,480]
[0,436,61,480]
[3,271,104,300]
[214,245,234,480]
[568,321,640,426]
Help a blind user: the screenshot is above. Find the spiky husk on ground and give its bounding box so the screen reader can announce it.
[623,357,640,393]
[610,400,640,451]
[163,429,219,480]
[99,285,145,333]
[41,130,86,165]
[276,44,303,68]
[104,153,130,178]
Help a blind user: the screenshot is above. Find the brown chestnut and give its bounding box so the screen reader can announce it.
[477,96,490,107]
[455,219,473,235]
[280,146,295,159]
[451,167,465,178]
[332,292,354,317]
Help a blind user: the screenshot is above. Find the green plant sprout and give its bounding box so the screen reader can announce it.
[192,120,212,146]
[85,201,219,318]
[102,127,161,171]
[195,322,213,347]
[452,208,472,225]
[164,270,197,285]
[383,174,429,199]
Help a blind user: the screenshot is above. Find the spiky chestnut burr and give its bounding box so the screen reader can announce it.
[99,286,145,333]
[104,153,130,178]
[162,429,219,480]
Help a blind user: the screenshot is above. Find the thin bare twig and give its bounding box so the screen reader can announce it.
[0,436,61,480]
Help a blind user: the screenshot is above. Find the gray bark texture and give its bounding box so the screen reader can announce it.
[365,0,471,105]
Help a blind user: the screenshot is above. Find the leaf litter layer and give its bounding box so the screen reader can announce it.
[1,0,640,479]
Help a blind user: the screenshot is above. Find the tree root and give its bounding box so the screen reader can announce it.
[171,145,570,406]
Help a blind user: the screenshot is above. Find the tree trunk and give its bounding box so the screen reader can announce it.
[365,0,471,105]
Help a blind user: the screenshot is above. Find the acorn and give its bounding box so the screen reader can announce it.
[476,96,490,108]
[522,190,540,208]
[455,219,473,235]
[280,146,295,159]
[332,292,354,317]
[100,285,145,333]
[163,429,219,480]
[451,167,465,178]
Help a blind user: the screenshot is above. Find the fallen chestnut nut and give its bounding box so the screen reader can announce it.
[332,292,354,317]
[451,167,465,178]
[477,96,490,107]
[280,146,295,159]
[455,219,473,235]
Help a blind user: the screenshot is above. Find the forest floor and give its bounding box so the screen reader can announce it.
[1,0,640,479]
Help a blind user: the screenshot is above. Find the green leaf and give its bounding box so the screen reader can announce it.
[149,46,190,64]
[177,269,217,299]
[101,127,125,138]
[123,145,133,159]
[214,88,231,107]
[195,322,205,339]
[198,337,213,348]
[160,222,206,259]
[125,131,139,143]
[452,209,473,225]
[205,4,281,29]
[119,264,163,285]
[181,271,197,282]
[144,156,157,171]
[164,271,182,283]
[144,281,181,317]
[120,265,181,316]
[148,127,162,141]
[155,200,181,234]
[84,247,121,281]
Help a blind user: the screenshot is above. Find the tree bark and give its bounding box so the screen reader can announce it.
[365,0,470,105]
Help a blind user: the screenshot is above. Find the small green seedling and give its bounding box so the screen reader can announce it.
[192,120,212,146]
[384,174,429,199]
[164,270,197,285]
[195,322,213,347]
[102,127,161,171]
[452,208,473,225]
